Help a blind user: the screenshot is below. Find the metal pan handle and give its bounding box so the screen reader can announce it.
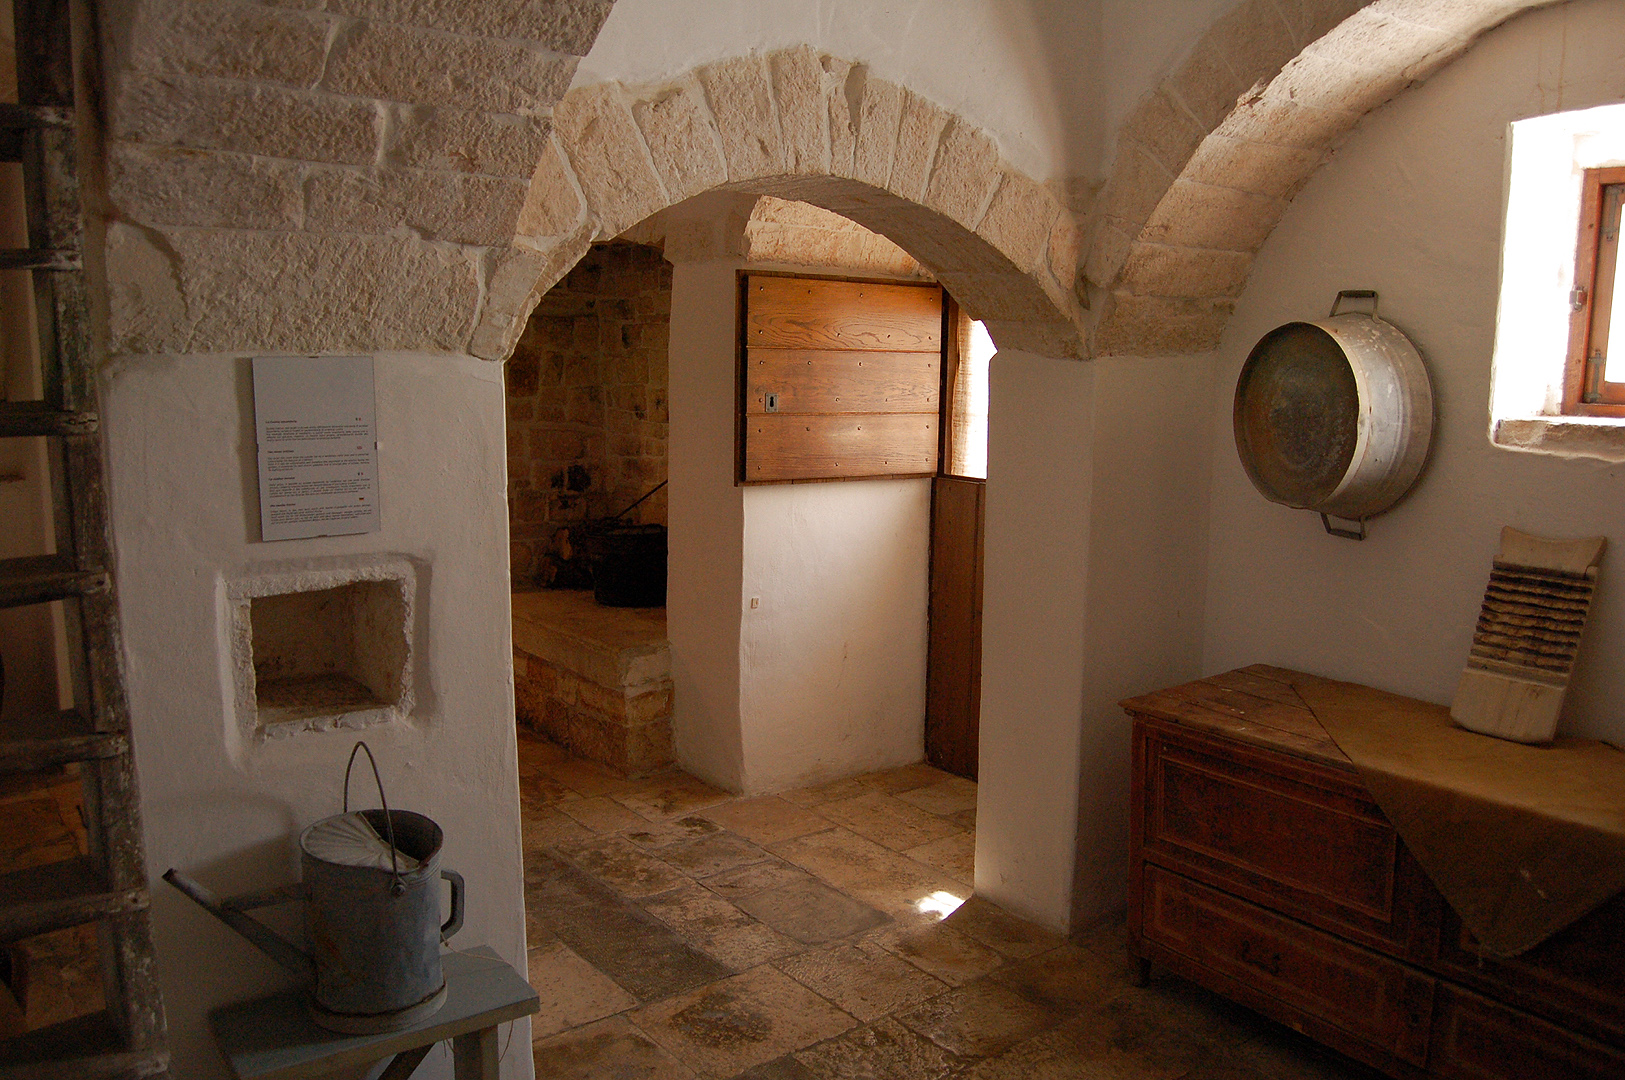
[1321,513,1367,541]
[1329,289,1378,318]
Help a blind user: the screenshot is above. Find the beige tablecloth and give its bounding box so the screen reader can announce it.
[1293,675,1625,957]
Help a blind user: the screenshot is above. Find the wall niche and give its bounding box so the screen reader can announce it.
[224,559,416,739]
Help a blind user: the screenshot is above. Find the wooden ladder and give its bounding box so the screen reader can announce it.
[0,0,168,1076]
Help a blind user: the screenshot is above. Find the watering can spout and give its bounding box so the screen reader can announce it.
[162,868,316,981]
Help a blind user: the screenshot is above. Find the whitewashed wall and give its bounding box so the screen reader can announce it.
[106,354,527,1080]
[1202,0,1625,745]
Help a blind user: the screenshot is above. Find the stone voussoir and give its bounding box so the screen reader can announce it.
[769,45,832,176]
[697,54,785,183]
[922,119,1002,231]
[889,89,951,204]
[630,77,728,203]
[471,228,597,360]
[553,83,668,238]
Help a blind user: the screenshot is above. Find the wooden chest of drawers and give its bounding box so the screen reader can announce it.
[1125,669,1625,1080]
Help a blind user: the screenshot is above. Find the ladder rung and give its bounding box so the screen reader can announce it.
[0,102,73,129]
[0,401,97,436]
[0,709,125,772]
[0,857,149,940]
[0,1010,167,1079]
[0,248,79,271]
[0,554,109,608]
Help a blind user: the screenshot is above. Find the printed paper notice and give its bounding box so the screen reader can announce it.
[253,355,381,542]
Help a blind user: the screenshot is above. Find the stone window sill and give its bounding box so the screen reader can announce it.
[1493,416,1625,463]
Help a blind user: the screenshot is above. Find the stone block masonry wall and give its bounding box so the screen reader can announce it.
[99,0,615,356]
[506,241,671,587]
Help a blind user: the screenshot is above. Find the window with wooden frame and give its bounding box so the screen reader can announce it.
[940,301,995,480]
[738,272,942,484]
[1565,166,1625,415]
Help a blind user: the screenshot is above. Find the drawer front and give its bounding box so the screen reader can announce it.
[1140,722,1428,951]
[1143,865,1434,1066]
[1432,893,1625,1047]
[1430,985,1625,1080]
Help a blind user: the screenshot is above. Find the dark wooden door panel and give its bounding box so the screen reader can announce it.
[745,276,941,352]
[1143,865,1435,1067]
[744,413,937,481]
[1429,985,1625,1080]
[745,349,940,414]
[926,476,983,779]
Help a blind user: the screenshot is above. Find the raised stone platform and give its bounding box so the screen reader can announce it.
[511,590,672,777]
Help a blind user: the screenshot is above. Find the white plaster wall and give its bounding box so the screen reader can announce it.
[1201,0,1625,744]
[975,351,1091,932]
[739,478,931,793]
[666,257,747,791]
[1071,355,1216,922]
[573,0,1104,183]
[105,353,530,1080]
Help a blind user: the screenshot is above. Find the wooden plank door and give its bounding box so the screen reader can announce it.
[925,475,984,779]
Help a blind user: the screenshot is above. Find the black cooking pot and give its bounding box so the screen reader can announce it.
[590,524,667,608]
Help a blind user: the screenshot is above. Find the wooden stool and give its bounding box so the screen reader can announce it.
[210,947,538,1079]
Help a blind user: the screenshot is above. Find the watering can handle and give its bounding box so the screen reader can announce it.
[344,741,405,893]
[441,869,465,942]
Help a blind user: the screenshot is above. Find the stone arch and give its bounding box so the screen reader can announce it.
[469,47,1086,361]
[1081,0,1561,356]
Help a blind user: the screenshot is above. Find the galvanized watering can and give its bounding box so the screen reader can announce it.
[164,743,465,1034]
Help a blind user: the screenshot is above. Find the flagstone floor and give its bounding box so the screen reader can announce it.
[517,729,1380,1080]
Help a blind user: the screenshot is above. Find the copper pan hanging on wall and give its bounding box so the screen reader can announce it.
[1233,290,1433,540]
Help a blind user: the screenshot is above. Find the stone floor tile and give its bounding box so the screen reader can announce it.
[527,851,732,1001]
[769,827,967,920]
[733,1054,821,1080]
[701,859,815,901]
[814,791,962,852]
[557,834,690,897]
[526,905,560,949]
[658,830,774,878]
[943,895,1065,959]
[522,803,596,848]
[541,755,638,798]
[1047,975,1252,1080]
[520,773,580,808]
[639,880,803,968]
[866,921,1005,987]
[894,980,1060,1060]
[625,815,724,849]
[528,942,639,1039]
[777,776,870,808]
[795,1017,960,1080]
[517,728,570,768]
[775,940,948,1021]
[949,808,977,830]
[701,796,833,845]
[630,965,858,1079]
[955,1011,1168,1080]
[616,773,733,821]
[855,763,949,795]
[735,876,890,945]
[893,778,978,817]
[558,795,652,835]
[903,832,974,885]
[987,941,1118,1015]
[532,1015,699,1080]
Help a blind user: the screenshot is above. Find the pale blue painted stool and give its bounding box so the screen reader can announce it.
[210,947,538,1080]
